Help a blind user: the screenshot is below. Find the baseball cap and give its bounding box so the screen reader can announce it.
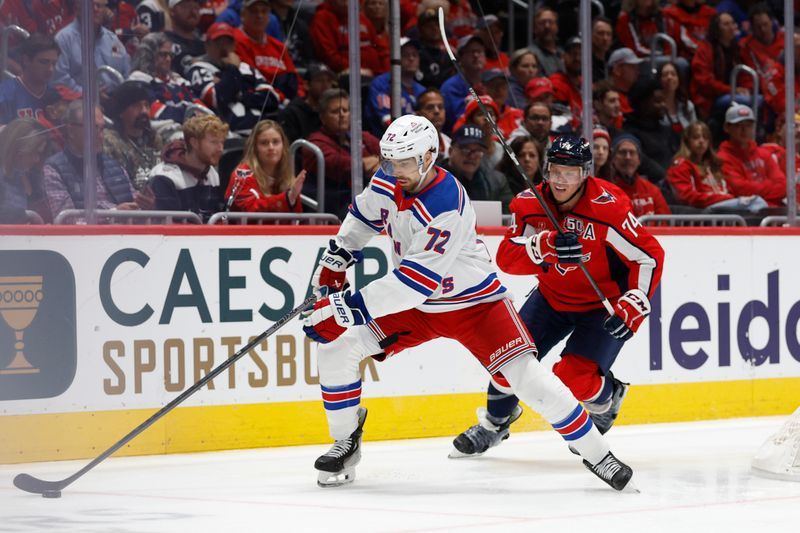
[476,14,500,30]
[565,36,582,50]
[525,77,554,100]
[452,125,488,148]
[304,62,335,81]
[481,68,505,84]
[725,103,755,124]
[242,0,270,8]
[168,0,197,7]
[206,22,235,41]
[608,47,644,68]
[418,8,438,26]
[400,37,420,49]
[457,34,485,55]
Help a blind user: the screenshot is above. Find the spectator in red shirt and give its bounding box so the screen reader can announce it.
[762,113,800,179]
[363,0,390,59]
[662,0,716,60]
[549,36,583,133]
[227,120,306,214]
[304,88,381,219]
[616,0,667,58]
[690,12,754,119]
[667,120,767,212]
[234,0,303,102]
[717,104,788,207]
[607,134,671,217]
[309,0,389,76]
[0,0,74,37]
[607,48,643,116]
[475,14,508,71]
[740,2,784,98]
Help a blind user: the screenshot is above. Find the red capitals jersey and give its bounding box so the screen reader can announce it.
[496,177,664,312]
[662,3,716,58]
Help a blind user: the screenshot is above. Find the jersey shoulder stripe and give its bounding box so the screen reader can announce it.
[413,169,466,220]
[370,170,396,200]
[393,267,438,296]
[349,200,384,233]
[400,258,443,284]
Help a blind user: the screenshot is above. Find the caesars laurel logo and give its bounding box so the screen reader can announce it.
[0,251,76,401]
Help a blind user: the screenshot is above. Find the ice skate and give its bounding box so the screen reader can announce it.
[449,405,523,458]
[583,451,634,491]
[315,407,368,487]
[587,375,629,435]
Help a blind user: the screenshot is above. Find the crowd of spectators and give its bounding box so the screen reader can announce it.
[1,0,799,226]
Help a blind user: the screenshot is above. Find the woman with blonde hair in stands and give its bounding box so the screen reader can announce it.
[666,120,767,213]
[0,119,52,223]
[227,120,306,213]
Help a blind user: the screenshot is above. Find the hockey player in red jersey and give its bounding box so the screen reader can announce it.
[302,117,634,491]
[451,135,664,457]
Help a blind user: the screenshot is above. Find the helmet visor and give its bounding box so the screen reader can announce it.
[546,163,584,185]
[380,157,419,176]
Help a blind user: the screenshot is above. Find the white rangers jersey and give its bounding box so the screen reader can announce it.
[337,167,509,318]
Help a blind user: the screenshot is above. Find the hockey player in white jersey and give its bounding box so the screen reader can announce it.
[302,114,634,491]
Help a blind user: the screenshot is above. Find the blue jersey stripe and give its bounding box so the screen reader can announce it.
[323,398,361,411]
[561,418,594,441]
[552,404,584,429]
[399,259,443,284]
[349,202,383,233]
[320,380,362,393]
[393,268,436,296]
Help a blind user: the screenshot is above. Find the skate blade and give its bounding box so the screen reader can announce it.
[447,447,486,459]
[317,468,356,487]
[621,478,640,493]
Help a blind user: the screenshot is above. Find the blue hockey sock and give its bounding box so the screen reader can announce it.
[486,382,520,424]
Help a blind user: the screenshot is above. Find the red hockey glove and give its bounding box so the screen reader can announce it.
[310,240,362,299]
[603,289,651,341]
[528,231,583,265]
[303,291,371,344]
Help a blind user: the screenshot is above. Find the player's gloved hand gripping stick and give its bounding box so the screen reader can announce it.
[436,7,614,316]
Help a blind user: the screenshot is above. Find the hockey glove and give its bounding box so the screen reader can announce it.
[603,289,651,341]
[528,231,583,265]
[310,240,363,299]
[303,291,372,344]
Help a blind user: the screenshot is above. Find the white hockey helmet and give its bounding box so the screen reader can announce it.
[379,115,439,184]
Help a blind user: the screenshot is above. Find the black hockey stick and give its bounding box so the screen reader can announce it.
[437,8,614,314]
[13,295,316,498]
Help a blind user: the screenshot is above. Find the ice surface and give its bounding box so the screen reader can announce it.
[1,417,798,533]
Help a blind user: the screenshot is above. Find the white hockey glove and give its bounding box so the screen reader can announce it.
[603,289,651,341]
[311,239,362,299]
[527,230,583,265]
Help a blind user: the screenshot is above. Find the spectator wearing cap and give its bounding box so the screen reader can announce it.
[622,77,679,184]
[593,80,623,133]
[616,0,668,58]
[475,14,509,71]
[130,32,205,124]
[482,69,524,140]
[414,8,455,88]
[0,118,52,223]
[717,104,789,207]
[607,47,643,115]
[103,81,163,192]
[451,94,503,169]
[277,63,337,142]
[591,16,614,82]
[165,0,205,76]
[365,38,426,136]
[443,125,512,210]
[524,77,554,107]
[303,88,381,219]
[0,34,60,125]
[506,49,539,110]
[415,88,451,162]
[309,0,389,76]
[187,22,282,136]
[690,12,753,119]
[269,0,315,73]
[608,133,671,217]
[530,7,563,77]
[136,0,170,33]
[662,0,716,60]
[510,101,552,148]
[549,36,583,133]
[43,102,142,221]
[53,1,130,92]
[234,0,304,102]
[445,0,478,39]
[441,35,487,133]
[148,114,229,221]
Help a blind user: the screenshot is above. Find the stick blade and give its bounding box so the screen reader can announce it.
[13,473,65,496]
